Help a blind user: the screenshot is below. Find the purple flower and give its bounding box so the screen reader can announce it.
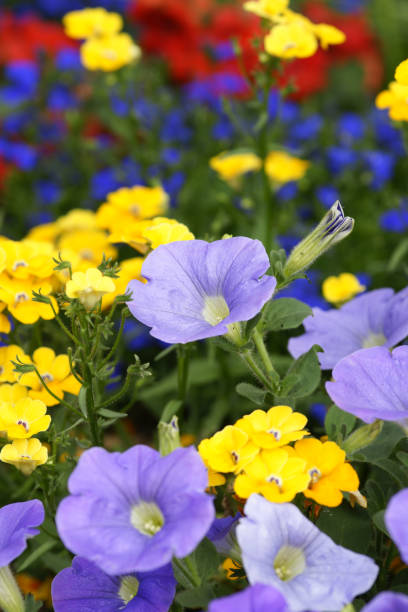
[385,489,408,564]
[208,584,289,612]
[326,346,408,423]
[236,494,378,612]
[362,592,408,612]
[0,500,44,566]
[207,513,241,558]
[127,238,276,344]
[56,445,214,575]
[289,288,408,369]
[52,556,176,612]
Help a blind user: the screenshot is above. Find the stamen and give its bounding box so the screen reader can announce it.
[41,372,54,383]
[267,428,281,440]
[274,545,306,582]
[17,420,29,432]
[308,467,321,484]
[231,451,240,464]
[202,295,230,326]
[130,501,164,537]
[12,260,29,271]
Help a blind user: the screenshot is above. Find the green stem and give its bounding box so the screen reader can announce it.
[33,367,80,413]
[177,345,190,401]
[83,361,100,446]
[97,372,137,411]
[49,301,81,346]
[253,328,279,384]
[240,349,273,391]
[67,347,83,384]
[100,307,127,367]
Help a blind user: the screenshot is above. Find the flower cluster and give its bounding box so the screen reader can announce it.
[199,405,360,507]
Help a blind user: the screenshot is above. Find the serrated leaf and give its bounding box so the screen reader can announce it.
[263,298,312,331]
[236,382,266,406]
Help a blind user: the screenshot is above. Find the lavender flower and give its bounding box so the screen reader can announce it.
[207,513,241,559]
[326,346,408,423]
[126,237,276,344]
[208,584,288,612]
[362,592,408,612]
[56,445,215,575]
[385,489,408,564]
[289,288,408,369]
[236,494,378,611]
[52,556,176,612]
[0,500,44,612]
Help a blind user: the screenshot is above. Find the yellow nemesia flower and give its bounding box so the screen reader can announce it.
[141,218,195,250]
[312,23,346,49]
[222,557,241,580]
[264,21,318,59]
[1,240,55,280]
[294,438,360,507]
[234,447,309,502]
[0,247,6,274]
[198,426,258,474]
[198,439,227,487]
[209,151,262,185]
[81,33,141,72]
[395,58,408,86]
[18,347,81,407]
[0,382,29,404]
[97,185,169,230]
[0,345,28,383]
[0,302,11,334]
[56,209,98,235]
[322,273,365,305]
[58,229,117,271]
[16,574,52,606]
[66,268,116,310]
[235,405,308,450]
[0,438,48,475]
[265,151,310,184]
[376,81,408,121]
[63,7,123,39]
[25,222,58,244]
[244,0,289,20]
[102,257,144,309]
[0,397,50,439]
[0,274,58,324]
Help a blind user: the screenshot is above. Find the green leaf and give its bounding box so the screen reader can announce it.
[97,408,127,419]
[397,451,408,468]
[17,540,56,572]
[236,382,267,406]
[372,510,388,536]
[78,386,88,418]
[191,538,220,583]
[316,504,372,554]
[370,459,408,488]
[263,298,312,331]
[354,422,406,461]
[279,345,321,399]
[24,595,42,612]
[161,399,183,422]
[176,586,214,608]
[325,404,356,442]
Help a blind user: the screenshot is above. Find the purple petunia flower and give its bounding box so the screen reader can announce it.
[52,556,176,612]
[385,489,408,564]
[208,584,289,612]
[289,288,408,369]
[326,346,408,423]
[56,445,215,575]
[236,494,378,612]
[361,591,408,612]
[127,238,276,344]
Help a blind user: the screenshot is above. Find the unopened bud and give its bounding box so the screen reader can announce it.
[342,419,383,456]
[0,566,24,612]
[158,416,181,456]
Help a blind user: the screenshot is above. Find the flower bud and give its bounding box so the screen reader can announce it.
[0,566,24,612]
[283,201,354,279]
[158,416,181,456]
[342,419,383,456]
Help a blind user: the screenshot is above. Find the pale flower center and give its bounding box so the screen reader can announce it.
[130,501,164,536]
[274,545,306,581]
[267,474,282,489]
[15,292,29,304]
[80,249,94,261]
[362,332,386,349]
[17,420,29,432]
[12,260,29,271]
[102,49,117,60]
[268,428,281,440]
[308,467,321,484]
[118,575,139,605]
[202,295,230,326]
[130,205,140,216]
[41,372,54,383]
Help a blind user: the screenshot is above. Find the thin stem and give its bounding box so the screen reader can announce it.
[177,345,190,401]
[49,300,81,346]
[240,349,274,391]
[67,347,84,384]
[253,328,279,383]
[100,307,127,367]
[97,371,137,411]
[33,367,80,413]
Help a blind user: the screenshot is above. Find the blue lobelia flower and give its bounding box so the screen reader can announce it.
[362,151,396,190]
[380,202,408,233]
[0,500,44,612]
[208,584,289,612]
[56,445,214,575]
[326,146,358,175]
[326,346,408,423]
[316,186,341,210]
[361,591,408,611]
[336,113,365,144]
[52,556,176,612]
[236,494,378,612]
[289,287,408,369]
[385,489,408,564]
[127,237,276,344]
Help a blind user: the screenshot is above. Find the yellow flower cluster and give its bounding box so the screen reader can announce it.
[199,405,360,507]
[376,58,408,121]
[322,273,365,305]
[210,150,310,186]
[63,7,141,71]
[244,0,345,59]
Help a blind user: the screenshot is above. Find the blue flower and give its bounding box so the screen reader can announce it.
[48,85,78,111]
[362,591,408,612]
[236,494,378,611]
[208,584,289,612]
[280,101,299,124]
[326,146,358,175]
[52,556,176,612]
[276,182,298,202]
[35,180,61,206]
[380,202,408,232]
[268,89,280,121]
[161,110,191,143]
[161,148,181,165]
[289,115,322,143]
[385,489,408,563]
[316,185,341,209]
[213,42,236,61]
[362,151,395,190]
[55,48,83,72]
[337,113,365,144]
[372,109,405,156]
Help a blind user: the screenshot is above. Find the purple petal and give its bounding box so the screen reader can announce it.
[0,500,44,566]
[326,346,408,423]
[208,584,289,612]
[362,591,408,612]
[385,489,408,564]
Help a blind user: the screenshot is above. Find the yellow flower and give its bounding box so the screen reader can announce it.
[234,447,309,502]
[102,257,144,309]
[265,151,310,184]
[25,222,59,244]
[58,229,117,271]
[395,58,408,86]
[0,346,28,384]
[209,151,262,185]
[0,397,50,439]
[81,33,141,72]
[0,302,11,334]
[322,273,365,305]
[141,218,195,250]
[198,439,227,487]
[0,274,58,324]
[294,438,360,507]
[97,185,169,230]
[63,7,123,39]
[244,0,289,20]
[2,240,55,280]
[198,426,258,474]
[66,268,116,310]
[16,574,52,606]
[235,405,308,450]
[0,438,48,475]
[56,209,98,235]
[0,382,29,404]
[376,81,408,122]
[312,23,346,49]
[222,557,242,580]
[264,21,318,59]
[18,347,81,407]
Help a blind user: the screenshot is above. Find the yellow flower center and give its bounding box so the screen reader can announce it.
[274,545,306,581]
[362,332,386,349]
[231,450,240,464]
[283,41,297,50]
[130,205,140,216]
[102,49,117,60]
[80,249,94,261]
[267,474,283,489]
[202,295,230,326]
